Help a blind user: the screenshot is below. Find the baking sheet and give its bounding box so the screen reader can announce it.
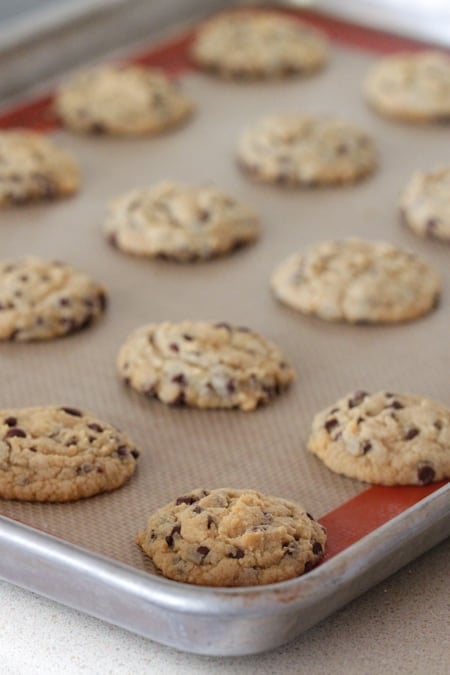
[0,23,449,627]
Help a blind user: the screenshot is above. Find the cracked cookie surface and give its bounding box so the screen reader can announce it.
[308,391,450,485]
[104,181,260,261]
[400,167,450,243]
[364,51,450,123]
[0,406,140,501]
[0,257,107,341]
[191,11,328,80]
[55,65,193,135]
[237,114,376,186]
[0,130,79,206]
[137,487,326,586]
[117,321,295,411]
[271,239,440,324]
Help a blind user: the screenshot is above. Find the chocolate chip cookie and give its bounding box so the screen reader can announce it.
[191,10,328,80]
[400,167,450,243]
[308,391,450,485]
[271,239,440,324]
[237,114,376,186]
[0,130,79,206]
[0,257,107,341]
[55,65,193,136]
[117,321,295,411]
[104,181,260,261]
[364,51,450,123]
[137,488,326,586]
[0,406,140,501]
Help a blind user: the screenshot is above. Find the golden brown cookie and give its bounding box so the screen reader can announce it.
[0,406,140,501]
[117,321,295,411]
[137,488,326,586]
[308,391,450,485]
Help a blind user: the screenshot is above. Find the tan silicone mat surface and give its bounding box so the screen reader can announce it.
[1,44,449,572]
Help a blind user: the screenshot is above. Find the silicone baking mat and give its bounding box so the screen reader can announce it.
[0,7,448,574]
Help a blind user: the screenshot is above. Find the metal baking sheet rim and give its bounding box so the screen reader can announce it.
[0,483,448,656]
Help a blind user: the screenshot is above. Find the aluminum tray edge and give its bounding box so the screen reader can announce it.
[1,483,448,656]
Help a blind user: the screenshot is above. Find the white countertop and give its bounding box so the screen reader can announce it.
[1,538,448,675]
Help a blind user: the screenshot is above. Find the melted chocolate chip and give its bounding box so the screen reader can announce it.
[325,418,338,433]
[227,547,244,559]
[348,390,368,408]
[388,400,404,410]
[61,407,82,417]
[197,546,209,557]
[226,379,236,394]
[171,391,186,406]
[98,291,107,311]
[87,423,103,433]
[5,428,26,439]
[171,373,186,385]
[417,463,435,485]
[404,427,420,441]
[361,441,372,454]
[176,494,198,506]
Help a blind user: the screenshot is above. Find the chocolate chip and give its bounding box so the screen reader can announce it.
[434,420,443,430]
[304,560,314,573]
[227,547,244,559]
[171,373,186,385]
[61,407,82,417]
[361,441,372,454]
[87,423,103,433]
[388,400,404,410]
[356,416,365,424]
[4,417,17,427]
[171,391,186,406]
[192,505,203,514]
[197,546,209,557]
[58,297,70,306]
[97,291,107,311]
[165,535,174,547]
[90,122,106,134]
[226,379,236,394]
[5,428,26,439]
[29,447,37,453]
[207,515,215,529]
[170,524,181,537]
[117,446,128,457]
[176,494,198,506]
[182,333,193,341]
[325,418,338,433]
[306,512,314,520]
[404,427,419,441]
[169,343,179,352]
[417,463,435,485]
[348,390,368,408]
[312,542,323,555]
[96,467,104,473]
[131,449,140,459]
